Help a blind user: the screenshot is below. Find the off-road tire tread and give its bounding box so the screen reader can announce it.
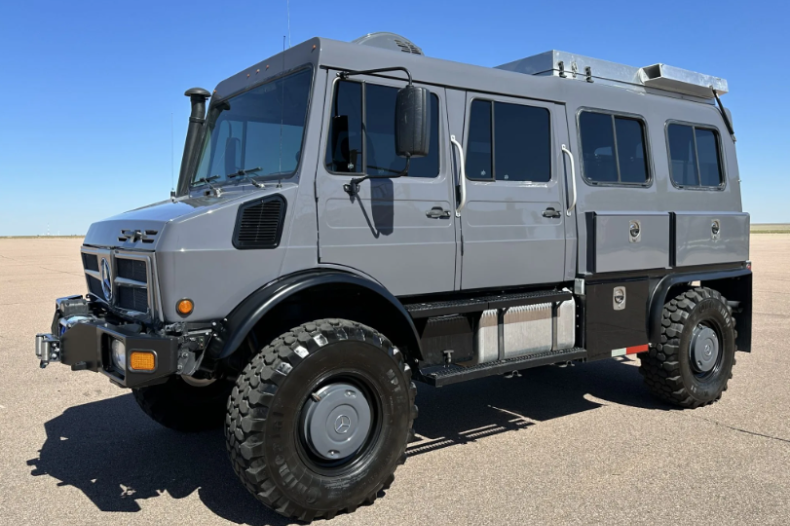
[225,318,417,521]
[639,286,735,408]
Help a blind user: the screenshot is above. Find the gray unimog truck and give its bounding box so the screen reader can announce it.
[35,32,752,521]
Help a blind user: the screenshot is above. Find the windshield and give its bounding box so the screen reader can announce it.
[192,68,312,187]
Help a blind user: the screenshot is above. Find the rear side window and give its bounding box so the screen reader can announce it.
[466,100,551,182]
[667,123,723,188]
[325,80,439,178]
[579,111,649,185]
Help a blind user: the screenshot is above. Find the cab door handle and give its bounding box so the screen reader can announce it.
[542,207,561,218]
[426,207,451,219]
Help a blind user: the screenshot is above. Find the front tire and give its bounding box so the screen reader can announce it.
[639,287,736,408]
[225,319,417,522]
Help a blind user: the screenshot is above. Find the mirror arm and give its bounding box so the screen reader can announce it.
[344,156,411,196]
[338,67,413,86]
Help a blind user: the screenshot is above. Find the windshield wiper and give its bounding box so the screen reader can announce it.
[227,167,265,188]
[194,175,222,196]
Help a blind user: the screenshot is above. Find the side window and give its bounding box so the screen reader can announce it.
[325,80,439,178]
[667,123,723,188]
[579,111,648,185]
[466,99,551,182]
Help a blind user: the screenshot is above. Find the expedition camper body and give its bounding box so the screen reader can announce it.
[35,34,751,521]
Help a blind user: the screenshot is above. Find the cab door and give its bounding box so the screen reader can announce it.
[459,92,569,290]
[316,73,456,296]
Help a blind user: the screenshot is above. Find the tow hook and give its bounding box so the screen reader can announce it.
[35,334,61,368]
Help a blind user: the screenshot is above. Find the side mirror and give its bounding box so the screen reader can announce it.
[395,85,430,158]
[224,137,241,175]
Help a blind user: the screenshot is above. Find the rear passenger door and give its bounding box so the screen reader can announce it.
[460,93,568,290]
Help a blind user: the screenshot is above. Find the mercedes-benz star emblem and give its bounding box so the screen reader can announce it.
[334,415,351,434]
[100,258,113,302]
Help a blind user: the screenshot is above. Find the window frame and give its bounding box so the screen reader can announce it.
[324,77,441,179]
[192,64,315,189]
[665,120,727,191]
[576,107,653,188]
[464,97,554,184]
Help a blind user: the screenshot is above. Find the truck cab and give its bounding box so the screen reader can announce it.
[35,32,752,521]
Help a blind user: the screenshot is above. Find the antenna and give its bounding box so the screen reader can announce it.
[170,112,175,192]
[287,0,291,48]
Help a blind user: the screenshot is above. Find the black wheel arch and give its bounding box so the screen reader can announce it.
[648,266,752,352]
[210,269,422,364]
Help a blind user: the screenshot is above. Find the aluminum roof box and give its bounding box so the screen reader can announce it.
[496,50,728,99]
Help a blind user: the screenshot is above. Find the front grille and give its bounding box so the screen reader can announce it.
[81,247,157,319]
[117,258,147,283]
[82,253,99,272]
[87,275,103,297]
[117,286,148,312]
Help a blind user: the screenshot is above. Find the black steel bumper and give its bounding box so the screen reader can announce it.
[35,296,179,388]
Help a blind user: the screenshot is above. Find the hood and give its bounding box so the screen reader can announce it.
[83,186,287,250]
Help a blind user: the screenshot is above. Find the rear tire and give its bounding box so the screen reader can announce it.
[225,319,417,522]
[639,287,736,408]
[133,376,234,432]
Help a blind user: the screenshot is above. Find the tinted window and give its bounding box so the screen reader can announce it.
[667,123,723,187]
[326,81,439,178]
[494,102,550,182]
[579,111,648,184]
[466,100,550,182]
[615,117,648,183]
[325,81,362,173]
[695,128,723,186]
[466,100,492,180]
[579,112,617,183]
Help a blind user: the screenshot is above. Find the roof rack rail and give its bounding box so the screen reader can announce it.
[497,50,727,99]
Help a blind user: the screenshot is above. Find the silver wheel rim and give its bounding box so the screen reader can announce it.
[690,324,720,374]
[302,382,372,461]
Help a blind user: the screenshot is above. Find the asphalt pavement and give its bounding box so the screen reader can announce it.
[1,236,789,525]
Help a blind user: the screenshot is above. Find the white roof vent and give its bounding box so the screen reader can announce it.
[352,32,424,56]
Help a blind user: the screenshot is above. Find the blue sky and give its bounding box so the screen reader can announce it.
[1,0,788,235]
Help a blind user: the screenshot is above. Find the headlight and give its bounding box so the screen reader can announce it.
[111,339,126,371]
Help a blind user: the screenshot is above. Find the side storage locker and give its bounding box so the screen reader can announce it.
[588,211,671,273]
[674,211,750,266]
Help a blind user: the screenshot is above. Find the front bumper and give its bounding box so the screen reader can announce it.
[35,296,180,388]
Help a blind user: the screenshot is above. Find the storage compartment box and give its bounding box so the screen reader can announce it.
[589,212,670,273]
[674,212,749,266]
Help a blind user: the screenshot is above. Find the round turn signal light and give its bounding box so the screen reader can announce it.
[177,299,194,316]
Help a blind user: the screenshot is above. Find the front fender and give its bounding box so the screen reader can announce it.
[213,269,421,360]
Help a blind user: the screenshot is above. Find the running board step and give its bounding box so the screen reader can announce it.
[418,347,587,387]
[404,289,572,319]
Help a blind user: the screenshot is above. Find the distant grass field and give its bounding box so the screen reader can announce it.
[751,224,790,234]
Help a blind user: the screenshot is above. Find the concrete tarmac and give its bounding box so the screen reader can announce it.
[1,236,789,525]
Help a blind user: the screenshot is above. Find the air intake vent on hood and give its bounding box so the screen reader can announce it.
[232,195,287,250]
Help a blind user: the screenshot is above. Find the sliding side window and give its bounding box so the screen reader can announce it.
[466,100,551,182]
[579,111,649,185]
[667,123,723,188]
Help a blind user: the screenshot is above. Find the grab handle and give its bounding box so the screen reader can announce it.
[561,144,577,216]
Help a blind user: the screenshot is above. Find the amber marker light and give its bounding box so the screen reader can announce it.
[177,299,194,316]
[129,351,156,371]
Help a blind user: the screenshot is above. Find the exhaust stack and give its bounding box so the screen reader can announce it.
[176,87,211,196]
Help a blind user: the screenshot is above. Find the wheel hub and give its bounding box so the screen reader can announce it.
[690,324,719,373]
[302,382,372,461]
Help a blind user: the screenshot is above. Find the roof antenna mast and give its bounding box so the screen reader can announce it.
[286,0,291,48]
